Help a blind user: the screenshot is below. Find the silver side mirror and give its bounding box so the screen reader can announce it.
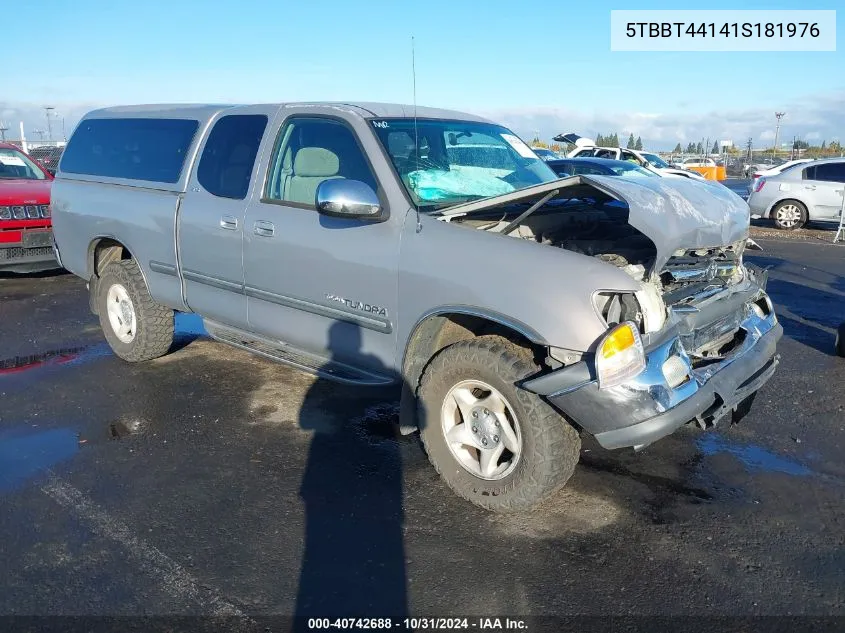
[315,179,382,220]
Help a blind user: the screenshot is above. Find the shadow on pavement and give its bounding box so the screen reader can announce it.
[294,322,409,627]
[0,267,68,280]
[766,278,843,355]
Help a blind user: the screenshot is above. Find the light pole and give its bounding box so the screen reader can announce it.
[44,106,55,141]
[32,128,45,142]
[773,112,785,160]
[0,121,8,142]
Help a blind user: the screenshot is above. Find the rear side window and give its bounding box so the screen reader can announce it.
[813,162,845,183]
[61,118,199,183]
[197,114,268,199]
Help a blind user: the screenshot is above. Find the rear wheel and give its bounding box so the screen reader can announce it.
[97,259,174,362]
[418,335,581,512]
[772,200,807,230]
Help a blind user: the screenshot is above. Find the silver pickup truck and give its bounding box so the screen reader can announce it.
[51,102,782,512]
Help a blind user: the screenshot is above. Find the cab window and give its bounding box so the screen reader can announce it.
[197,114,268,199]
[264,118,378,207]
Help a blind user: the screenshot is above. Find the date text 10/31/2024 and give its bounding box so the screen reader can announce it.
[306,617,529,630]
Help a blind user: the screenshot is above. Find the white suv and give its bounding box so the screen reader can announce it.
[563,144,707,181]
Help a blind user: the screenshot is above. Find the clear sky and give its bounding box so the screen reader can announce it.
[3,0,843,150]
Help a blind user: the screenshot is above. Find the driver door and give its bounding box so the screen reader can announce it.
[241,113,401,373]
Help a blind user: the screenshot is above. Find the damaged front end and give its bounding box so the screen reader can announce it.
[525,264,781,451]
[439,175,783,450]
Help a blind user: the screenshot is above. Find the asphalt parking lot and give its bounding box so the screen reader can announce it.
[1,236,844,626]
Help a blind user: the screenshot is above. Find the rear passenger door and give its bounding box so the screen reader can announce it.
[802,162,845,219]
[178,107,275,328]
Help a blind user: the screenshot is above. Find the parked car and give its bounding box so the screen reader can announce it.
[52,103,782,512]
[28,145,65,176]
[547,157,657,178]
[530,147,560,161]
[680,157,717,169]
[0,143,58,273]
[750,158,812,188]
[555,134,707,181]
[748,158,845,229]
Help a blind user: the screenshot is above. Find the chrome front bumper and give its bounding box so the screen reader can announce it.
[524,293,782,450]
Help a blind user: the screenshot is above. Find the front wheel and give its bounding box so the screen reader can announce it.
[97,259,174,362]
[418,335,581,512]
[772,200,807,230]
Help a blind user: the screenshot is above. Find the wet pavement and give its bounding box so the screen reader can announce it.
[0,237,844,622]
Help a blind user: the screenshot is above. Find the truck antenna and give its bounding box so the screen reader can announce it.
[412,35,422,232]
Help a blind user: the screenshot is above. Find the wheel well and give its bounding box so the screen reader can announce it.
[88,238,133,278]
[86,239,135,316]
[770,198,807,217]
[402,312,545,407]
[397,313,548,434]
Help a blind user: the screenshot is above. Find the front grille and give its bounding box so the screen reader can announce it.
[0,205,50,220]
[0,247,53,261]
[660,246,743,306]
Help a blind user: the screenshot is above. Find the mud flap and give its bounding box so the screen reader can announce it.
[399,381,419,435]
[88,275,99,316]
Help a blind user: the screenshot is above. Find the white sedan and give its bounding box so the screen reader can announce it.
[750,159,812,188]
[679,157,717,169]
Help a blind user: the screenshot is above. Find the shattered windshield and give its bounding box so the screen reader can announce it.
[371,119,558,209]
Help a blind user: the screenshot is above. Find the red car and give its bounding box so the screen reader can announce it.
[0,142,59,273]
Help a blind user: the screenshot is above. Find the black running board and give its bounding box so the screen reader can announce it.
[204,319,393,386]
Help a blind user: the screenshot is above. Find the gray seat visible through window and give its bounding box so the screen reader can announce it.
[285,147,343,205]
[218,143,254,198]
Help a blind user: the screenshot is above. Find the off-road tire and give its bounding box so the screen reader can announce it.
[772,200,808,230]
[97,259,174,362]
[418,335,581,512]
[836,322,845,358]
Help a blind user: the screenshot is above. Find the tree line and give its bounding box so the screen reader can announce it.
[594,133,644,150]
[671,141,721,155]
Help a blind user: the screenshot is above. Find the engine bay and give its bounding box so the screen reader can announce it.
[447,196,754,359]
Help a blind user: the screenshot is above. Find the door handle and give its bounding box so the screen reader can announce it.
[254,220,275,237]
[220,215,239,230]
[804,185,816,190]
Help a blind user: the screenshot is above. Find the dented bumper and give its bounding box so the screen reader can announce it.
[524,292,782,450]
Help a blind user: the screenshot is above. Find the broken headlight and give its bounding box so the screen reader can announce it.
[593,292,643,331]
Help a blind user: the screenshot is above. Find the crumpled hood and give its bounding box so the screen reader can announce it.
[437,173,750,273]
[584,174,750,271]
